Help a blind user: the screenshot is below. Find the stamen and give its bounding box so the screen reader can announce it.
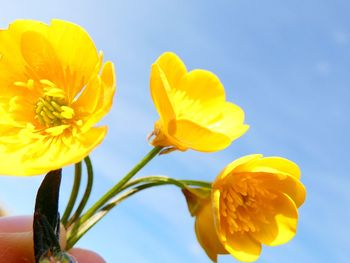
[40,98,55,112]
[14,79,35,90]
[60,106,74,119]
[50,101,63,112]
[36,113,45,126]
[43,87,65,98]
[40,79,56,88]
[220,177,275,235]
[35,102,44,114]
[42,106,56,119]
[34,94,75,128]
[41,111,52,125]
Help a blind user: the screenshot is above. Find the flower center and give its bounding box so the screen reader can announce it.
[17,79,76,129]
[35,96,74,128]
[220,176,276,234]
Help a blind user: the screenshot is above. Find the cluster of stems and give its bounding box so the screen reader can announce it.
[61,146,212,249]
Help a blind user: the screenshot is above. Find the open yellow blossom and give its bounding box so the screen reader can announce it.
[149,52,248,153]
[0,20,116,175]
[212,155,306,262]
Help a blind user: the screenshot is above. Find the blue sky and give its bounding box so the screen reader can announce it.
[1,0,349,262]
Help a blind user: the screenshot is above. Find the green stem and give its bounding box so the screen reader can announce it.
[76,147,162,229]
[66,181,176,249]
[179,180,212,188]
[66,177,212,248]
[61,162,82,225]
[66,156,94,228]
[120,176,212,191]
[120,175,186,190]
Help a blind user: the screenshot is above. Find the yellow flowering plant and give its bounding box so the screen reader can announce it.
[184,155,306,262]
[212,155,306,261]
[0,19,306,263]
[149,52,249,153]
[0,19,115,175]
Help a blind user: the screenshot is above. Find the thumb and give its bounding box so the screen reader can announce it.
[0,216,105,263]
[0,231,33,262]
[0,216,36,262]
[0,216,66,263]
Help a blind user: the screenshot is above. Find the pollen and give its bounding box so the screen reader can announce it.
[220,176,276,235]
[34,95,75,128]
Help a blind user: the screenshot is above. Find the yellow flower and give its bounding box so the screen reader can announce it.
[212,155,306,262]
[149,52,248,153]
[0,20,116,175]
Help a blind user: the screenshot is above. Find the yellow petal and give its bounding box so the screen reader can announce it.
[212,189,224,240]
[251,193,298,246]
[224,232,262,262]
[47,19,99,100]
[98,61,117,116]
[179,101,248,142]
[7,19,48,36]
[176,69,225,107]
[20,30,59,81]
[258,172,306,208]
[74,61,116,132]
[101,61,116,89]
[150,63,176,130]
[154,52,187,88]
[171,119,233,152]
[38,126,107,173]
[45,124,70,136]
[210,102,249,140]
[245,156,301,179]
[170,70,248,140]
[215,155,263,181]
[195,201,227,262]
[226,155,306,207]
[0,127,107,176]
[73,75,102,115]
[0,20,48,96]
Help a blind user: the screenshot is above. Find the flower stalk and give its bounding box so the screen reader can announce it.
[66,175,212,249]
[66,156,94,228]
[61,162,82,225]
[67,146,163,239]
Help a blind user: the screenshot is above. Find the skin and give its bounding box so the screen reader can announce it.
[0,216,105,263]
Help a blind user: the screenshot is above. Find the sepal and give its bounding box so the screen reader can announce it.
[33,169,72,262]
[182,187,211,216]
